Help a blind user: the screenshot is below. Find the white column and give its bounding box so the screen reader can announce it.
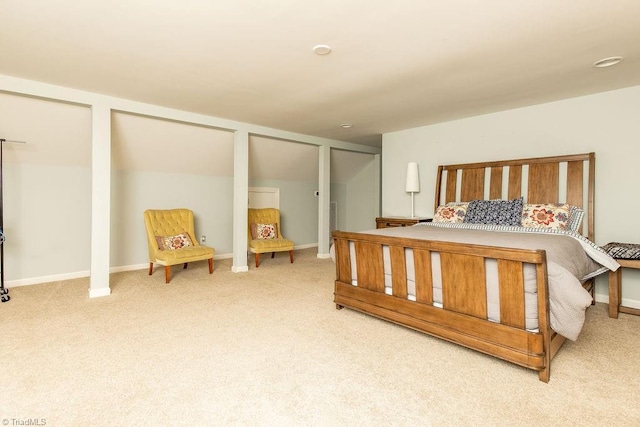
[317,145,331,258]
[232,130,249,272]
[373,153,381,217]
[89,103,111,297]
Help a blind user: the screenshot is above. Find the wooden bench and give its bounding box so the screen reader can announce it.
[602,242,640,318]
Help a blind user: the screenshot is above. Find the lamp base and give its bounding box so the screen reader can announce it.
[410,192,415,218]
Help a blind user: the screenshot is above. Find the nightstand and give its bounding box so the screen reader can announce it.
[375,216,432,229]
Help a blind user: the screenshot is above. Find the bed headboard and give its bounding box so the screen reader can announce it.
[434,152,595,241]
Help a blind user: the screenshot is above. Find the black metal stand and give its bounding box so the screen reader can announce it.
[0,139,9,302]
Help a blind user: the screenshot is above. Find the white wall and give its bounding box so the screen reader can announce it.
[5,164,92,281]
[331,183,347,232]
[248,178,319,245]
[0,84,380,286]
[382,84,640,306]
[0,93,92,284]
[110,171,234,267]
[345,159,379,231]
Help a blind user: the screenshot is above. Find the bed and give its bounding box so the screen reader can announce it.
[332,152,619,382]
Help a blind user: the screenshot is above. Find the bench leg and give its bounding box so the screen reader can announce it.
[608,269,621,319]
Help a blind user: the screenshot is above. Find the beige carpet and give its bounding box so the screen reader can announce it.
[2,248,639,426]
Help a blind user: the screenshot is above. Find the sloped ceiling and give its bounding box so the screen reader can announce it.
[0,96,372,183]
[111,113,373,182]
[0,92,91,167]
[1,1,639,147]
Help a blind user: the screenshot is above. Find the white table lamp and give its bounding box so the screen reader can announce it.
[405,162,420,218]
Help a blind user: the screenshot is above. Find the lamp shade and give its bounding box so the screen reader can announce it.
[405,162,420,193]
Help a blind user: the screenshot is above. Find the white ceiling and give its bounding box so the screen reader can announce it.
[1,1,640,147]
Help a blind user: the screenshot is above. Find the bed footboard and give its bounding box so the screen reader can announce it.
[333,230,556,382]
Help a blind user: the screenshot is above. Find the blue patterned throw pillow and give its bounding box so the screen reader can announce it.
[464,197,524,226]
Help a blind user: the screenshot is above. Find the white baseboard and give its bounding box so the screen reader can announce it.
[109,263,149,274]
[6,270,91,288]
[89,287,111,298]
[595,292,640,310]
[6,245,320,288]
[295,243,318,250]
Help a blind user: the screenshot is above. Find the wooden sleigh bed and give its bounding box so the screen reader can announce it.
[332,152,609,382]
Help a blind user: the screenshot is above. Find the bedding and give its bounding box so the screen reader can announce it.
[333,223,617,341]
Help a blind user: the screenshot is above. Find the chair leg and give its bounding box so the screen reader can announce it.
[289,250,294,263]
[271,252,275,258]
[255,253,260,268]
[208,258,213,274]
[165,266,171,284]
[183,263,188,269]
[148,263,154,275]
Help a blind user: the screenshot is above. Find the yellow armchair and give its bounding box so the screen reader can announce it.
[248,208,294,268]
[143,209,215,283]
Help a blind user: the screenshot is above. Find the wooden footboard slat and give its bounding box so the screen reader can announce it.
[390,246,408,298]
[354,241,384,292]
[441,253,487,318]
[335,238,351,284]
[497,260,526,329]
[414,248,433,304]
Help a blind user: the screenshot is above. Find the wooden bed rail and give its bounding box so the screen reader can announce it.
[333,230,554,382]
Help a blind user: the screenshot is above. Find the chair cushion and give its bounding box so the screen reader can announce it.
[249,238,294,253]
[155,245,214,263]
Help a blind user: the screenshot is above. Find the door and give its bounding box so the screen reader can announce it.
[248,187,280,209]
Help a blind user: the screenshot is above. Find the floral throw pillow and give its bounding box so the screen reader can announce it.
[160,233,193,250]
[464,197,523,226]
[251,223,278,240]
[433,203,468,223]
[521,203,570,230]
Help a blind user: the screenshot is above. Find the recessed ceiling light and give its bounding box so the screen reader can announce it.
[593,56,624,68]
[313,44,332,55]
[340,123,352,128]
